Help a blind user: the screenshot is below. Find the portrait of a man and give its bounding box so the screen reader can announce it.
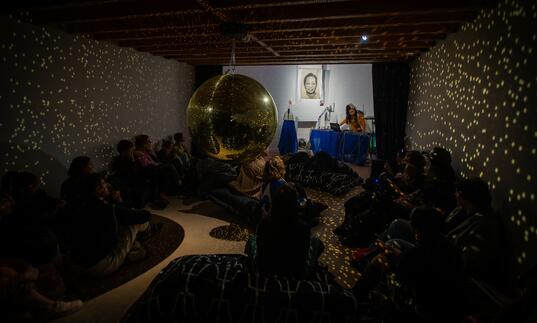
[299,68,322,100]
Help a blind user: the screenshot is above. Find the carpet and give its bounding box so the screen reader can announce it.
[67,214,184,301]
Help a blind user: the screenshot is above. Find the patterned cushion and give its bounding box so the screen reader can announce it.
[122,254,358,323]
[286,163,362,195]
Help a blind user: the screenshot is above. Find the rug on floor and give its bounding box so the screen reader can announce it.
[67,214,184,301]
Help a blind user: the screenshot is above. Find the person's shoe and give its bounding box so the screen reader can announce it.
[48,299,83,318]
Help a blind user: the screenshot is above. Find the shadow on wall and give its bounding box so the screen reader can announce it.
[0,142,67,197]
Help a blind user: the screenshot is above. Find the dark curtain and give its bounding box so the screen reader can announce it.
[372,62,410,164]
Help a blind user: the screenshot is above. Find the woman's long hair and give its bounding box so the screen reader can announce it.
[263,156,285,182]
[345,104,358,123]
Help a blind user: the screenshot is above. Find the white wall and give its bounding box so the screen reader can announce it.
[226,64,374,151]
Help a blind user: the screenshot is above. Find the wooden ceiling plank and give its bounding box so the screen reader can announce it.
[21,0,490,26]
[132,33,445,51]
[113,24,455,47]
[27,0,204,25]
[67,10,471,36]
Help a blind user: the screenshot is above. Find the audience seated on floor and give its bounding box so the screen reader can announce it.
[172,132,191,171]
[448,178,506,292]
[335,147,455,248]
[260,155,287,217]
[70,173,153,277]
[0,258,83,321]
[0,173,83,320]
[228,152,266,199]
[0,137,524,322]
[109,139,157,209]
[60,156,94,205]
[353,206,466,322]
[133,134,182,197]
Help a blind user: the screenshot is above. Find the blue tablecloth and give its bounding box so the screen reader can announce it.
[278,120,298,155]
[339,132,370,165]
[309,129,369,165]
[309,129,342,158]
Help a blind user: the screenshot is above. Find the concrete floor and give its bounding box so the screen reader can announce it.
[52,164,370,323]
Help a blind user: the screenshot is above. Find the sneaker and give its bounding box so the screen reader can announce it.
[48,299,83,318]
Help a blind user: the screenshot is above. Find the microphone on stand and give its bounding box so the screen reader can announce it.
[317,105,331,129]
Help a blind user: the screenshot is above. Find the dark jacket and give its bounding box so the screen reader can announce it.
[71,199,150,267]
[397,236,466,321]
[447,209,501,287]
[256,217,310,279]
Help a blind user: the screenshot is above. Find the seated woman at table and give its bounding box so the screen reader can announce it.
[340,104,366,132]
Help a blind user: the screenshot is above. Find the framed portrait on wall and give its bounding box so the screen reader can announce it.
[297,65,323,100]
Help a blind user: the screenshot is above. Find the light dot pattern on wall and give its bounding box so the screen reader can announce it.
[0,14,194,194]
[407,0,537,272]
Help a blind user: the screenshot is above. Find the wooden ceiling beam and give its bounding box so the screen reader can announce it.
[218,0,492,24]
[64,11,472,36]
[23,0,491,25]
[185,59,402,66]
[132,33,445,51]
[148,42,433,55]
[162,52,419,61]
[114,24,455,47]
[27,1,205,25]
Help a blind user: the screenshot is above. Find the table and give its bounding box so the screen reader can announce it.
[339,131,370,165]
[278,119,298,154]
[309,129,369,165]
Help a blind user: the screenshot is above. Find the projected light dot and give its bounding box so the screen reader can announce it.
[1,14,194,190]
[407,0,537,269]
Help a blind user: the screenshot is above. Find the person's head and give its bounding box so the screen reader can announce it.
[410,206,444,243]
[116,139,134,156]
[427,147,452,168]
[68,156,93,178]
[82,173,108,201]
[425,147,455,182]
[403,150,426,170]
[161,139,173,153]
[357,110,365,118]
[263,156,285,182]
[134,134,151,151]
[456,178,491,214]
[402,163,419,182]
[271,182,300,221]
[346,104,358,120]
[304,73,317,95]
[173,132,185,143]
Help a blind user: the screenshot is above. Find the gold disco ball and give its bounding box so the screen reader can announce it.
[187,73,278,163]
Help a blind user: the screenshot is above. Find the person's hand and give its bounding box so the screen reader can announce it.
[394,197,414,210]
